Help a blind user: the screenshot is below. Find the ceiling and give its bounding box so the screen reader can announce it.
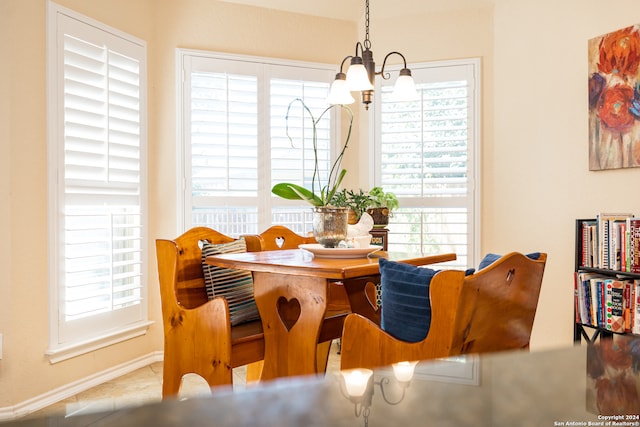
[217,0,493,22]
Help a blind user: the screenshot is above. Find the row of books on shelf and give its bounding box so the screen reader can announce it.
[578,213,640,272]
[574,271,640,333]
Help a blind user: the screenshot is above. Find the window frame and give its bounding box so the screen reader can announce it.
[370,58,481,267]
[46,1,150,363]
[176,49,340,235]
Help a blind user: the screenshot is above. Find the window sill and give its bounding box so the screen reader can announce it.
[45,320,154,364]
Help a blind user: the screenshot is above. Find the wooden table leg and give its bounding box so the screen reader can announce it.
[252,271,328,380]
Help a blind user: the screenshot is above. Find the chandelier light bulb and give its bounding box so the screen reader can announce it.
[392,360,418,383]
[391,69,419,102]
[327,74,356,105]
[341,368,373,397]
[346,62,374,91]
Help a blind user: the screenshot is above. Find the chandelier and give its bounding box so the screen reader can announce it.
[327,0,419,109]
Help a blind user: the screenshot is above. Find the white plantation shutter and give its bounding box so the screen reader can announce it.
[180,51,334,235]
[186,57,260,235]
[269,77,332,232]
[48,4,148,359]
[190,71,258,198]
[375,60,480,268]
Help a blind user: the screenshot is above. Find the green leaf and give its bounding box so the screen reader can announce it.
[325,169,347,204]
[271,183,323,206]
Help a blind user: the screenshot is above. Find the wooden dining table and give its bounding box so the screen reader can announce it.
[206,248,456,381]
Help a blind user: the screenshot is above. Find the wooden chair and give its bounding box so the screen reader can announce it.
[243,225,351,371]
[155,227,264,398]
[340,252,547,370]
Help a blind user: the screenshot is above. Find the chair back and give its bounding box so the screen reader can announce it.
[243,225,316,252]
[157,226,235,310]
[450,252,547,354]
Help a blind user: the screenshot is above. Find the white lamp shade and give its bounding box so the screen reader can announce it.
[327,78,355,105]
[392,360,418,382]
[341,369,373,397]
[391,74,419,101]
[346,63,374,91]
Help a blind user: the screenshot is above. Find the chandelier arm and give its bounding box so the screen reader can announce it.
[338,55,352,73]
[354,42,364,58]
[378,51,409,80]
[377,378,406,405]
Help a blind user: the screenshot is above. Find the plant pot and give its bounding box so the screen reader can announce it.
[367,207,390,227]
[348,209,358,225]
[312,206,349,248]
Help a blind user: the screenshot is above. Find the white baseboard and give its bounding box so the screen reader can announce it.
[0,351,164,421]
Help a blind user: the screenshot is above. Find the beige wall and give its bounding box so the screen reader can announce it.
[0,0,355,410]
[3,0,640,412]
[490,0,640,349]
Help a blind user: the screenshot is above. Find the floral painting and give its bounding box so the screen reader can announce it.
[589,25,640,170]
[586,335,640,415]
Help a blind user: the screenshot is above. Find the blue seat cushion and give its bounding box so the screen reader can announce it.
[477,252,541,270]
[379,258,438,343]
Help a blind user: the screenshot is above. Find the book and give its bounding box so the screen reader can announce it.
[621,222,627,272]
[623,280,633,333]
[597,213,634,269]
[577,219,597,268]
[580,220,590,267]
[609,220,624,270]
[582,220,597,267]
[632,280,636,332]
[582,274,593,325]
[588,275,606,327]
[576,272,592,325]
[604,278,625,333]
[574,272,582,323]
[631,279,640,334]
[629,218,640,274]
[576,271,601,325]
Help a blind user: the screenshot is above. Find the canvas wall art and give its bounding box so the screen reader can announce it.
[588,24,640,170]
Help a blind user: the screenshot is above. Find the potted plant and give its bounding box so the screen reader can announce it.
[331,188,374,224]
[367,186,399,227]
[271,99,354,247]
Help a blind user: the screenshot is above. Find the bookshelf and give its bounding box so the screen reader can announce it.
[574,217,640,343]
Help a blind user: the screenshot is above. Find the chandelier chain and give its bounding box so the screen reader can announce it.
[364,0,371,49]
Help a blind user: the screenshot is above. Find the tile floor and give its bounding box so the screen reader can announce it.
[23,341,341,421]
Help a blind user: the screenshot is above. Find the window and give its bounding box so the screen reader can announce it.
[373,59,481,268]
[47,3,149,362]
[178,50,337,235]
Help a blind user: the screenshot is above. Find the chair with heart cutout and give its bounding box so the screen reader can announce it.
[155,227,265,397]
[340,252,547,371]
